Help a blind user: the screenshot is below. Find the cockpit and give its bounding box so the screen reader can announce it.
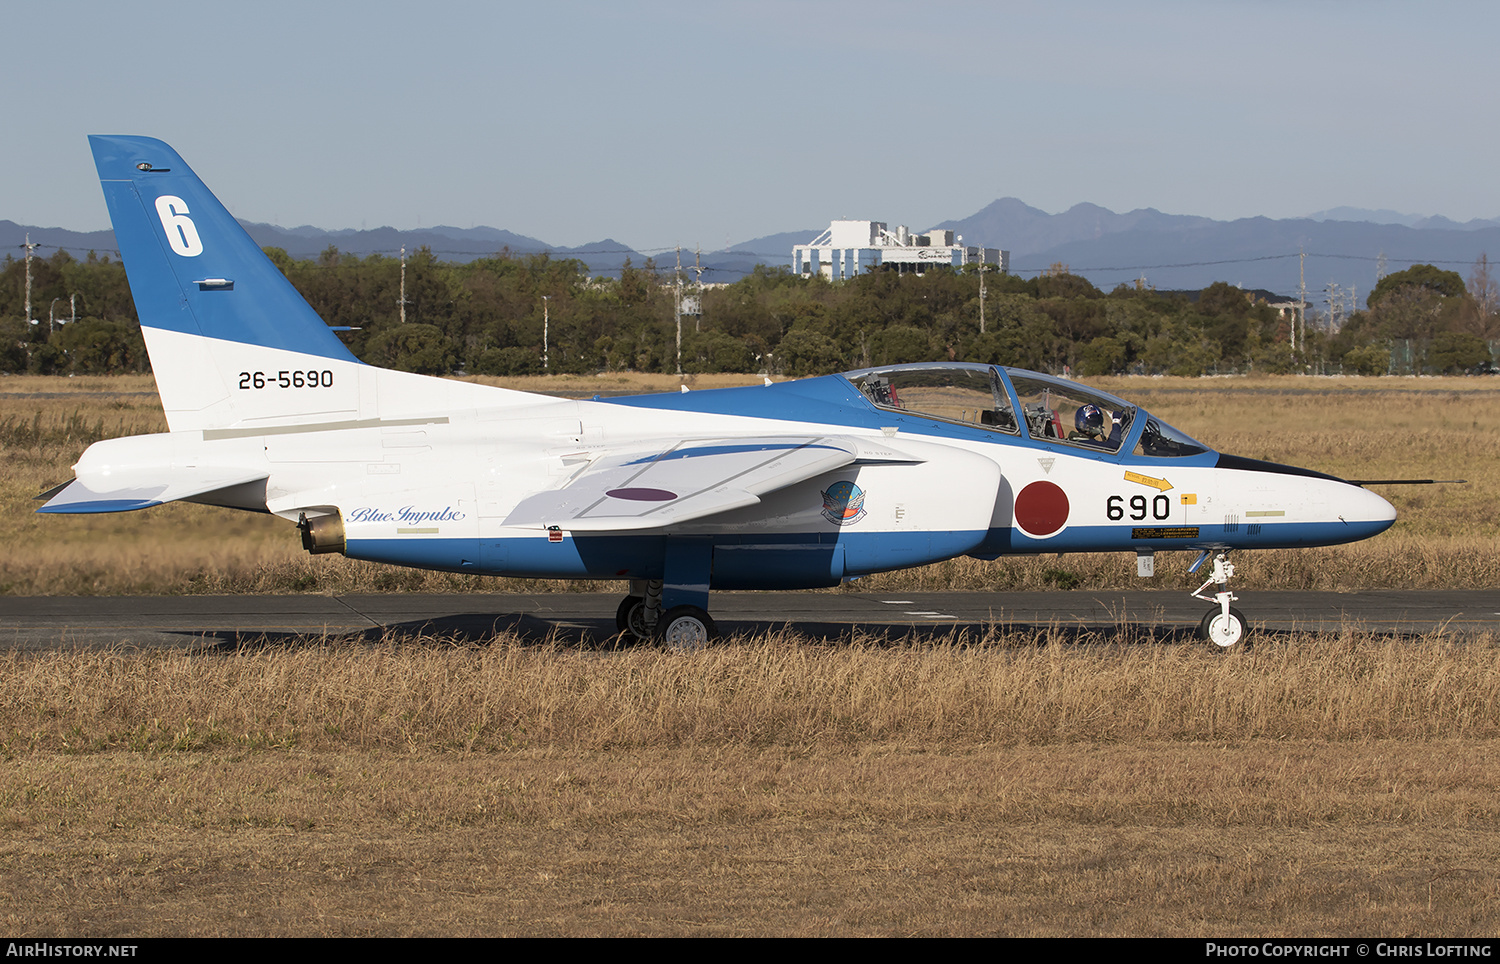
[843,363,1210,459]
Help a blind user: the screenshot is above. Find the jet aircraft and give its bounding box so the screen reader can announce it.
[39,136,1400,649]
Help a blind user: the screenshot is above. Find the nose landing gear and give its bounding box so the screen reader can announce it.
[1198,604,1248,648]
[1191,551,1249,650]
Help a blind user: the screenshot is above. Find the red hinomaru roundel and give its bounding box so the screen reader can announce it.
[1013,480,1069,537]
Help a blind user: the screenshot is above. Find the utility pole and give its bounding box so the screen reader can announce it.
[398,245,408,323]
[541,295,550,372]
[978,259,988,334]
[674,246,683,377]
[21,234,40,327]
[1297,249,1307,356]
[691,246,705,333]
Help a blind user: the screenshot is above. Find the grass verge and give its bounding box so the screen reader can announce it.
[3,630,1499,935]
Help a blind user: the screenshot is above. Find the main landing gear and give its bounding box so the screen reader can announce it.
[615,579,718,652]
[1190,551,1249,650]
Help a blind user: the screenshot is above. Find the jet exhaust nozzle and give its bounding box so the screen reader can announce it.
[299,512,346,555]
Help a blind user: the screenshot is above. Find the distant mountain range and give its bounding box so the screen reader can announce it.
[8,199,1500,305]
[1301,207,1500,231]
[932,199,1500,300]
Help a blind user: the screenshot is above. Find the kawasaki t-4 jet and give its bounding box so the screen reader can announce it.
[39,136,1399,649]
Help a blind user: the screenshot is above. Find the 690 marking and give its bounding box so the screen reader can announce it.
[238,370,334,390]
[1106,493,1171,521]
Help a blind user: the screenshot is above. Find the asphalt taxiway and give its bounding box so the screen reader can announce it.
[0,590,1494,651]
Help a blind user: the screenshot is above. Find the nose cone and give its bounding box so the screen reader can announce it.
[1341,482,1397,538]
[1213,453,1398,548]
[1297,477,1397,546]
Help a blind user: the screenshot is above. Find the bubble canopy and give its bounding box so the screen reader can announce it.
[841,363,1210,459]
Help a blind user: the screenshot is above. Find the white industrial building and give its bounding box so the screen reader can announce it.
[793,219,1008,281]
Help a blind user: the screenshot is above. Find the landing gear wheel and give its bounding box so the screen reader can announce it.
[657,605,716,652]
[1199,606,1249,650]
[615,595,650,643]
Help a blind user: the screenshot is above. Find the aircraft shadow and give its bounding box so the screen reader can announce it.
[175,612,1248,652]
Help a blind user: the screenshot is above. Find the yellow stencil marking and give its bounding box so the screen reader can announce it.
[1124,471,1173,492]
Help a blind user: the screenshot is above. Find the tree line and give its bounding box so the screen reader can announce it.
[2,244,1496,377]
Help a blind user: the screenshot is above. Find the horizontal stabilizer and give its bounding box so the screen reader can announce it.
[37,467,268,514]
[504,435,907,531]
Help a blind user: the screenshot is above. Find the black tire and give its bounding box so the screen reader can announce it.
[1199,606,1250,650]
[615,595,650,642]
[615,594,643,632]
[656,605,716,652]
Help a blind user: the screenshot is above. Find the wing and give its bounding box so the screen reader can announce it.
[503,435,920,531]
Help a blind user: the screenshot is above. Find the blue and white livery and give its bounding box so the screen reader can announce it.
[41,135,1398,649]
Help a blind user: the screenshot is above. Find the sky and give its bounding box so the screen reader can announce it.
[7,0,1499,254]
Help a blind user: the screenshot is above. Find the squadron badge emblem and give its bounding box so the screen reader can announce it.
[820,480,867,526]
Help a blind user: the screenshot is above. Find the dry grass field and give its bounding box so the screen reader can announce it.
[2,373,1498,935]
[3,631,1500,935]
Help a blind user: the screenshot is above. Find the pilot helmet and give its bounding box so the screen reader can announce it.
[1075,403,1104,436]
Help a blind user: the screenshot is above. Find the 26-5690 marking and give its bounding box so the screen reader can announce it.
[238,369,334,390]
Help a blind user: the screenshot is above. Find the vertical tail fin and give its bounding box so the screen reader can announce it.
[90,135,363,432]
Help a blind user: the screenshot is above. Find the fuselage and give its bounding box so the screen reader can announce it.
[89,362,1392,590]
